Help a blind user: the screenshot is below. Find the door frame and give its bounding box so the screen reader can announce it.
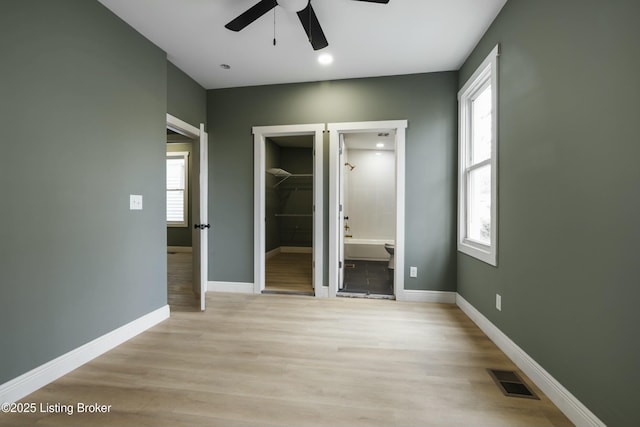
[253,124,325,296]
[166,114,208,310]
[328,120,408,298]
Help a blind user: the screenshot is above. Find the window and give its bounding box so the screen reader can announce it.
[166,152,189,227]
[458,45,499,266]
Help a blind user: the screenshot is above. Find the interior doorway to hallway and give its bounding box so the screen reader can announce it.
[166,114,208,311]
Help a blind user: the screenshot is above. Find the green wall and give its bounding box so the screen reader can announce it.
[167,61,207,128]
[0,0,167,384]
[457,0,640,425]
[207,73,458,289]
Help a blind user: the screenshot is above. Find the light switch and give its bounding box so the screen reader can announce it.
[409,266,417,278]
[130,194,143,210]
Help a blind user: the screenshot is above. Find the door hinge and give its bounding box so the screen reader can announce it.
[339,204,343,212]
[339,261,343,269]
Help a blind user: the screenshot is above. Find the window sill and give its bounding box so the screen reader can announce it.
[458,240,497,266]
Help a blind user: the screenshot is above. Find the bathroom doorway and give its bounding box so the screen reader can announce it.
[253,124,324,296]
[339,131,396,296]
[328,120,407,299]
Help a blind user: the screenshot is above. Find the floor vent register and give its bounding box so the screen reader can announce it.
[487,369,539,400]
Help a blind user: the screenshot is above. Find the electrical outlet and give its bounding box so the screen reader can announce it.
[496,294,502,311]
[409,266,417,278]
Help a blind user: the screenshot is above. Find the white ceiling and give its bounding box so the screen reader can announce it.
[344,131,395,151]
[98,0,507,90]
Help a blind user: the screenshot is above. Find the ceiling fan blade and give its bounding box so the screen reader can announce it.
[225,0,278,32]
[297,3,328,50]
[352,0,389,3]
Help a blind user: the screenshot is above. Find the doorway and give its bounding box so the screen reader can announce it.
[253,124,324,296]
[166,114,208,311]
[328,120,408,299]
[264,135,314,295]
[339,131,396,296]
[166,129,197,311]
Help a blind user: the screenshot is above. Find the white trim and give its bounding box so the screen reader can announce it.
[166,114,199,139]
[207,281,254,294]
[253,124,325,297]
[457,44,499,266]
[328,120,407,299]
[280,246,312,254]
[456,294,605,427]
[0,305,169,404]
[397,290,457,304]
[198,124,209,311]
[167,246,192,253]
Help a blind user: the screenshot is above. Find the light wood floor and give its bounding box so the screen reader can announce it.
[0,294,572,427]
[265,252,313,294]
[167,251,199,312]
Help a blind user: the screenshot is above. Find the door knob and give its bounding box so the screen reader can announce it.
[194,224,211,230]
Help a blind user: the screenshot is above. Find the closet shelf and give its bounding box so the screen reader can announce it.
[267,168,312,188]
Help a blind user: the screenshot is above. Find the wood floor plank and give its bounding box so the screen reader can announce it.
[265,252,313,293]
[0,276,573,426]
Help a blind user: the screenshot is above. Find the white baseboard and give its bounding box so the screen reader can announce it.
[0,305,169,404]
[455,294,604,427]
[167,246,192,253]
[207,281,254,294]
[265,247,281,260]
[281,246,312,254]
[396,289,457,304]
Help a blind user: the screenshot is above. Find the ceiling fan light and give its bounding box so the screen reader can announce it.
[318,53,333,65]
[277,0,308,13]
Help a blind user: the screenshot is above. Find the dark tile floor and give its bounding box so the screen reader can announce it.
[339,259,394,296]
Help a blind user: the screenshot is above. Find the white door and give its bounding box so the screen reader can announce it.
[192,124,208,311]
[338,134,345,290]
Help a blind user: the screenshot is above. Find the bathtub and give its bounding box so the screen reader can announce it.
[344,238,393,261]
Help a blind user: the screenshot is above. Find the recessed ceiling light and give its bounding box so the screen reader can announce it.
[375,152,382,156]
[318,53,333,66]
[220,63,231,70]
[376,143,384,148]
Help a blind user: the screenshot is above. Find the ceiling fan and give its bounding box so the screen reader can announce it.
[225,0,390,51]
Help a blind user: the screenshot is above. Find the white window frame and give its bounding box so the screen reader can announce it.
[458,45,499,266]
[166,151,189,227]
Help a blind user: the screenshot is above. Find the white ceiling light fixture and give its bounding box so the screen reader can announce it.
[318,53,333,65]
[277,0,309,13]
[376,142,384,148]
